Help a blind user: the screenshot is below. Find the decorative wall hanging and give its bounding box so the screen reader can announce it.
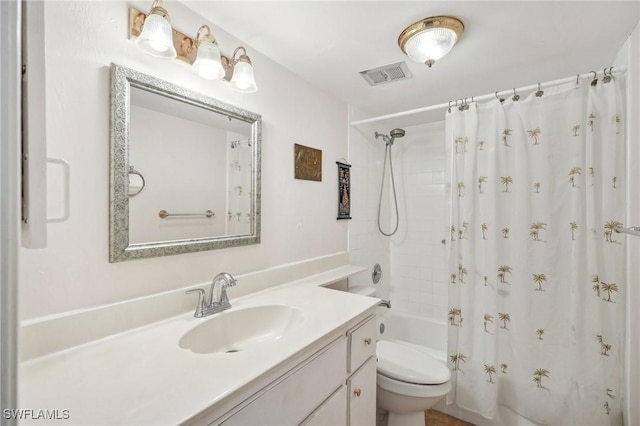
[294,143,322,181]
[336,161,351,220]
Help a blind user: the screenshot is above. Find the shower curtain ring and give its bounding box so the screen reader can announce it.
[535,83,544,98]
[576,74,580,86]
[512,88,520,102]
[590,71,598,86]
[448,100,452,113]
[603,67,614,83]
[459,98,465,111]
[495,91,504,103]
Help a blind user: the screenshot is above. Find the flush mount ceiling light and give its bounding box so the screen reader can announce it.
[129,3,258,93]
[398,16,464,68]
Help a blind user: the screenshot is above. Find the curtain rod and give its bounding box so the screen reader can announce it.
[349,66,626,127]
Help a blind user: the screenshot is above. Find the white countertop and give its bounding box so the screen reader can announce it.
[19,282,377,425]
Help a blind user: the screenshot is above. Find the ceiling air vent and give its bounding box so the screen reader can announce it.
[359,61,412,86]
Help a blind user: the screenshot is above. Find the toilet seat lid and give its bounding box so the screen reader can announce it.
[377,341,451,385]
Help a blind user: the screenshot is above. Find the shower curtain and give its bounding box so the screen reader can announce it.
[227,135,253,235]
[446,78,625,425]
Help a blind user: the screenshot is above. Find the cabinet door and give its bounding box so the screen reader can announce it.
[348,316,376,373]
[223,337,347,425]
[347,357,376,426]
[301,386,347,426]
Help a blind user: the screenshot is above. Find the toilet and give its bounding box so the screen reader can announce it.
[347,285,452,426]
[376,340,452,426]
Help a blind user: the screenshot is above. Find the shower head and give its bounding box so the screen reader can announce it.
[389,128,406,140]
[375,128,406,146]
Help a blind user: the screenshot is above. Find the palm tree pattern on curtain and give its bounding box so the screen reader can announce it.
[227,134,253,235]
[446,79,625,425]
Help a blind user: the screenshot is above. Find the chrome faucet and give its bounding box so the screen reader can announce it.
[186,272,237,318]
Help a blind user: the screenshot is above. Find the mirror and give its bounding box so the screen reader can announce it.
[109,63,261,262]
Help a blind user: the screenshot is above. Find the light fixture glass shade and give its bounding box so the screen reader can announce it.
[135,13,176,59]
[230,60,258,93]
[398,16,464,67]
[192,38,225,80]
[405,28,457,64]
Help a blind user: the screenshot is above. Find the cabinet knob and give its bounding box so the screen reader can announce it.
[364,337,372,345]
[354,388,362,397]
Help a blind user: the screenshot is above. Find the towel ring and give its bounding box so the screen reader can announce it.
[128,166,145,197]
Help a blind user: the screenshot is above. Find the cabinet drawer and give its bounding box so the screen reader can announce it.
[301,385,347,426]
[347,357,377,426]
[348,316,376,373]
[222,337,347,425]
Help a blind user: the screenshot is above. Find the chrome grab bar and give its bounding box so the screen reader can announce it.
[158,209,214,219]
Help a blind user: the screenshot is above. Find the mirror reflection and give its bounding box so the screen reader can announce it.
[109,63,261,262]
[128,86,253,243]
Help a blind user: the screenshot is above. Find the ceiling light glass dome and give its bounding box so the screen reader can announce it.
[398,16,464,67]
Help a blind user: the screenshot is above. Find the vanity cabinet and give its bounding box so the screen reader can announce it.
[348,357,377,425]
[346,316,377,426]
[222,337,347,425]
[301,386,347,425]
[212,314,377,426]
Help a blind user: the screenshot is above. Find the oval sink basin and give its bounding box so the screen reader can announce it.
[179,305,304,354]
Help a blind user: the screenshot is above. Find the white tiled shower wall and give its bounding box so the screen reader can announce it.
[348,122,391,300]
[348,119,448,322]
[389,121,448,322]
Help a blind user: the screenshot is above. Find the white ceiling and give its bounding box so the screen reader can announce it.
[183,1,640,125]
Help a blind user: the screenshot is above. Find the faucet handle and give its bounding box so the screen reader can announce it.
[186,288,206,318]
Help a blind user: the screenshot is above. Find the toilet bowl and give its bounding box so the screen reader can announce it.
[376,340,452,426]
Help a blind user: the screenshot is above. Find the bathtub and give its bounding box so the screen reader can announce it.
[377,310,447,363]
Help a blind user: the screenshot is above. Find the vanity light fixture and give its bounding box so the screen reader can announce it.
[129,4,258,92]
[192,25,225,80]
[222,47,258,93]
[133,0,177,59]
[398,16,464,68]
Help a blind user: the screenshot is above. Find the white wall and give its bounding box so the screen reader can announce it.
[19,0,348,320]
